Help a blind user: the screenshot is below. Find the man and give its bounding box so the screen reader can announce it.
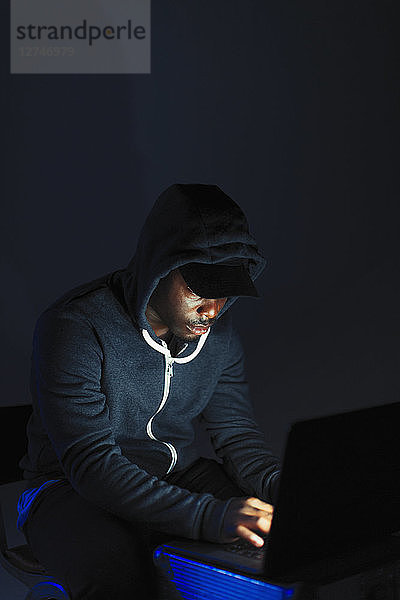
[18,184,280,599]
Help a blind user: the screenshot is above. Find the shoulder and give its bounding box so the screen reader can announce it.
[34,275,132,352]
[38,273,127,327]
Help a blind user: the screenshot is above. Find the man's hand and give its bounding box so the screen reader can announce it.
[221,497,274,547]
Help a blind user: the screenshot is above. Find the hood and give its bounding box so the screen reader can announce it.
[118,184,267,337]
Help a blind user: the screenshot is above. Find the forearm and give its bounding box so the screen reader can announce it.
[62,437,229,540]
[204,416,280,504]
[201,327,280,504]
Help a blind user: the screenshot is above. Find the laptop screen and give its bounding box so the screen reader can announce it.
[266,402,400,577]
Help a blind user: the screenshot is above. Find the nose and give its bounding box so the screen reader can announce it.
[197,298,227,319]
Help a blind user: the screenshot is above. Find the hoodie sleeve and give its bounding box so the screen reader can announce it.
[201,328,281,504]
[31,308,230,542]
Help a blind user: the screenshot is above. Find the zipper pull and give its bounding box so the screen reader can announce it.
[168,361,174,378]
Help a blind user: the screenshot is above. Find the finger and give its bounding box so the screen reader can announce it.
[239,504,274,525]
[248,514,272,534]
[237,513,273,536]
[238,505,270,519]
[246,497,274,513]
[236,524,265,547]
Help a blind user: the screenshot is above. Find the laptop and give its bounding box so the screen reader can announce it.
[159,402,400,583]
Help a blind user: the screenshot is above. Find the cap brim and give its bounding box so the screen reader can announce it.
[179,262,259,299]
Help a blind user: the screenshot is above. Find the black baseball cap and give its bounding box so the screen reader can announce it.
[179,260,259,299]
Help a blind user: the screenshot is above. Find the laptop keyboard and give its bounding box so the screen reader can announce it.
[223,536,268,560]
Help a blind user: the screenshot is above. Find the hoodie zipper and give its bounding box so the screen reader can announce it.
[142,328,210,475]
[145,344,178,474]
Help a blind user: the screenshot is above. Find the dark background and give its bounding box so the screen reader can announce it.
[2,0,399,456]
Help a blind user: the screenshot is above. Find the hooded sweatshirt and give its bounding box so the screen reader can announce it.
[19,184,280,542]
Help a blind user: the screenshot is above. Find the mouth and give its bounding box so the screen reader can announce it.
[186,324,211,335]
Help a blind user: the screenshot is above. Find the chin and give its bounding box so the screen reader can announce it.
[176,331,198,342]
[171,326,198,342]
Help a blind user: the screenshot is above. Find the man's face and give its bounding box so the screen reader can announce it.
[147,269,227,341]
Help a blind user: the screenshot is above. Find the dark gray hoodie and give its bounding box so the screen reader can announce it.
[19,184,280,541]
